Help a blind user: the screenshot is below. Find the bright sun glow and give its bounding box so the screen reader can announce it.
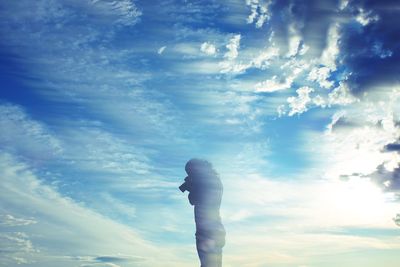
[320,177,396,227]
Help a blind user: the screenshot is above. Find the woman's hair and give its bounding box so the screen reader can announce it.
[185,158,219,181]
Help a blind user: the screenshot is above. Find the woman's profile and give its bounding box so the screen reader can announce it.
[179,158,225,267]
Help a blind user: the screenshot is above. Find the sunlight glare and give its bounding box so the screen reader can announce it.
[321,177,394,226]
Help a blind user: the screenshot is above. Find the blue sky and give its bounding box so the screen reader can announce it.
[1,0,400,266]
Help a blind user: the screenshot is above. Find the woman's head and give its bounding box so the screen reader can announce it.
[185,159,222,206]
[185,158,217,180]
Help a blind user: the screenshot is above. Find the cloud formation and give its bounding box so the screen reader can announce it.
[200,42,217,55]
[246,0,271,28]
[0,152,185,266]
[1,0,400,265]
[224,34,241,60]
[0,104,62,159]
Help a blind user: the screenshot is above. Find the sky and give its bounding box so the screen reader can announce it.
[0,0,400,266]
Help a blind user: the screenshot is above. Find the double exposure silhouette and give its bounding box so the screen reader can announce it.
[180,159,225,267]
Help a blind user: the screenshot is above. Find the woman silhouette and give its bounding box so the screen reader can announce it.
[180,159,225,267]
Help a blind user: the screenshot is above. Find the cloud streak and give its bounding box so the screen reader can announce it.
[0,152,188,266]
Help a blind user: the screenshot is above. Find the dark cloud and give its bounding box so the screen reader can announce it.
[267,0,339,57]
[340,161,400,196]
[260,0,400,94]
[95,256,128,263]
[340,0,400,94]
[394,214,400,227]
[384,143,400,152]
[370,141,400,196]
[94,256,145,263]
[74,255,145,266]
[295,0,339,57]
[94,255,145,263]
[367,164,400,192]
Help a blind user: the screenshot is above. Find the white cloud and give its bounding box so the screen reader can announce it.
[320,23,340,71]
[200,42,216,55]
[312,95,327,108]
[246,0,271,28]
[307,66,334,89]
[278,80,357,116]
[372,42,393,59]
[355,7,379,26]
[220,44,280,75]
[219,60,250,74]
[255,75,294,92]
[276,104,286,117]
[339,0,349,10]
[251,46,279,69]
[287,86,314,116]
[224,34,241,60]
[286,23,302,57]
[328,82,358,106]
[157,46,166,54]
[246,0,258,24]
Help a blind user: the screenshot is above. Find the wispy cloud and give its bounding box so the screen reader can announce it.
[88,0,142,26]
[0,152,188,266]
[0,104,62,161]
[0,215,37,227]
